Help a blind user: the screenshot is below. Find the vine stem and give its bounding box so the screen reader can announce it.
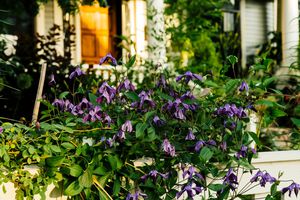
[93,176,113,200]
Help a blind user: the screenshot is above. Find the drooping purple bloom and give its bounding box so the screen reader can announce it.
[223,168,238,190]
[103,113,112,126]
[216,104,247,119]
[117,79,135,93]
[141,170,169,182]
[250,171,276,187]
[182,166,204,180]
[195,140,205,152]
[126,191,147,200]
[121,120,133,133]
[52,99,65,110]
[69,67,85,79]
[83,106,102,122]
[251,147,257,154]
[176,71,203,84]
[162,139,176,157]
[48,74,56,86]
[224,120,236,130]
[76,98,93,115]
[194,140,216,152]
[176,184,203,199]
[116,130,126,140]
[131,91,155,112]
[282,182,300,197]
[163,98,190,120]
[185,130,196,141]
[106,138,114,147]
[0,127,3,133]
[235,145,248,159]
[239,81,249,92]
[156,74,167,88]
[96,82,116,104]
[153,116,165,126]
[99,53,118,66]
[220,141,227,151]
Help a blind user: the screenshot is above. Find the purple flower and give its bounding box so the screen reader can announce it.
[0,127,3,133]
[195,140,205,152]
[141,170,169,182]
[235,145,248,159]
[131,91,155,112]
[176,184,203,199]
[239,81,249,92]
[223,168,238,190]
[216,104,247,119]
[162,139,176,157]
[163,98,190,120]
[153,116,165,126]
[106,138,114,147]
[52,99,65,110]
[48,74,56,86]
[121,120,133,133]
[83,106,102,122]
[97,82,116,104]
[103,114,112,126]
[194,140,216,152]
[250,171,276,187]
[99,53,117,66]
[117,79,135,93]
[176,71,202,84]
[69,67,85,79]
[76,98,93,115]
[156,75,167,88]
[126,191,147,200]
[220,141,227,151]
[282,182,300,197]
[182,166,204,180]
[185,130,196,141]
[116,130,126,140]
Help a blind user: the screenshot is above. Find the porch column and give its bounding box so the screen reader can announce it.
[281,0,299,67]
[147,0,167,65]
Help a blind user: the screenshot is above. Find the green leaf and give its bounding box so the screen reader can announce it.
[208,184,225,191]
[113,178,121,196]
[59,91,69,99]
[146,127,157,141]
[248,132,262,146]
[125,55,136,68]
[46,156,64,167]
[199,147,213,162]
[291,118,300,128]
[124,92,139,101]
[64,181,83,196]
[225,79,239,94]
[144,111,156,122]
[136,123,148,138]
[204,80,218,87]
[107,155,122,171]
[79,168,93,188]
[61,142,76,150]
[156,91,174,101]
[69,165,83,177]
[270,109,286,117]
[256,99,274,107]
[263,77,276,87]
[227,55,238,65]
[88,93,98,105]
[50,145,61,153]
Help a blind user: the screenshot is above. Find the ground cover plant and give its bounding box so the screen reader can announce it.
[0,54,298,200]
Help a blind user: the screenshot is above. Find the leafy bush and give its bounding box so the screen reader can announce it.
[0,54,297,199]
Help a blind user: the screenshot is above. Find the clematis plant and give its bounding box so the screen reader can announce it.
[0,53,298,200]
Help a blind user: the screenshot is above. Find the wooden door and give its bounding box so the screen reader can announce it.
[80,5,109,64]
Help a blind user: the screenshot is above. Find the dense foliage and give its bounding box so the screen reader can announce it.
[0,54,298,199]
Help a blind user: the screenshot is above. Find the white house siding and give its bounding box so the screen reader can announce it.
[44,0,55,33]
[244,0,274,58]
